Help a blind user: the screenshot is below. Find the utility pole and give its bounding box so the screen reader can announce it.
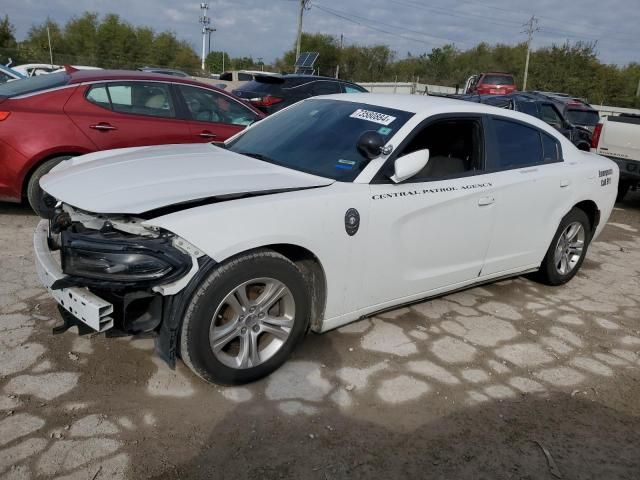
[636,77,640,97]
[522,15,539,91]
[46,25,54,68]
[199,3,211,71]
[335,33,343,78]
[295,0,311,62]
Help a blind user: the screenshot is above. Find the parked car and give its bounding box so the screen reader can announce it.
[215,70,280,92]
[591,113,640,201]
[34,94,617,385]
[232,74,368,114]
[137,67,191,78]
[455,92,592,150]
[0,69,263,216]
[464,72,516,95]
[535,92,600,133]
[0,64,26,84]
[13,63,60,77]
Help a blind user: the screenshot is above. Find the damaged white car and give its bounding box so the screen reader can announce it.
[34,94,618,384]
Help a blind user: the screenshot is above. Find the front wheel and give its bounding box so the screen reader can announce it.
[536,208,591,286]
[179,250,311,385]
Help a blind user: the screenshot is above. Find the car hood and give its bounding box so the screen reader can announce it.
[41,143,335,215]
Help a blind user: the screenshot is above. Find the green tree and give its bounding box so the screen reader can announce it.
[0,15,17,48]
[205,50,231,73]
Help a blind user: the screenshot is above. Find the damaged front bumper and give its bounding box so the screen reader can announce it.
[34,221,115,332]
[34,216,206,353]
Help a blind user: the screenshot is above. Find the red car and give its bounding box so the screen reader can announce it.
[0,68,264,216]
[466,72,516,95]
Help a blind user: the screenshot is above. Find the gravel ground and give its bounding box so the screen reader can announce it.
[1,192,639,480]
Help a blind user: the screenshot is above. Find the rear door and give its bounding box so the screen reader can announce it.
[481,116,570,275]
[65,81,191,149]
[174,84,260,142]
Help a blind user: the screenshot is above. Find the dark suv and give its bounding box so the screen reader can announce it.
[533,92,600,133]
[455,92,592,151]
[232,74,368,114]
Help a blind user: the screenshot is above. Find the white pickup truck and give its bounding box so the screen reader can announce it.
[592,114,640,201]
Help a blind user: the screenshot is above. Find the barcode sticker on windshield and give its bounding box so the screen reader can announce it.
[349,109,396,126]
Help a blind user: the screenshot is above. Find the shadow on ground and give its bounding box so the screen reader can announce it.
[150,390,640,480]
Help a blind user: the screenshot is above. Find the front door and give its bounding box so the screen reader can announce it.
[362,116,497,309]
[174,84,261,143]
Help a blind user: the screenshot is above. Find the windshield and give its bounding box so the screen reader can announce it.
[566,109,600,126]
[227,99,414,181]
[0,71,70,97]
[0,65,26,79]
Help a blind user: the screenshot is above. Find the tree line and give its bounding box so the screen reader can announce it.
[1,13,638,107]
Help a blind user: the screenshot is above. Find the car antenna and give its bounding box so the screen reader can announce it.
[63,65,79,74]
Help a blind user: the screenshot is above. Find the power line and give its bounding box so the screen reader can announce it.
[313,4,437,47]
[314,3,467,47]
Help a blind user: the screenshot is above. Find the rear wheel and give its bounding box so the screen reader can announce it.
[27,155,73,218]
[536,208,591,286]
[180,250,311,385]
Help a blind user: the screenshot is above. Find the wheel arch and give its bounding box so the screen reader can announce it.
[572,199,600,235]
[261,243,328,332]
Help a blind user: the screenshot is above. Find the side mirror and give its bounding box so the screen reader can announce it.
[357,131,385,160]
[391,149,429,183]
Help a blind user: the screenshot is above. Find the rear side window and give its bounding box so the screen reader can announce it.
[540,104,563,126]
[219,72,232,81]
[492,118,543,169]
[312,81,341,95]
[237,73,253,81]
[517,101,540,118]
[482,75,515,85]
[236,80,283,95]
[85,82,175,118]
[86,84,110,108]
[343,83,367,93]
[0,72,70,97]
[542,133,562,163]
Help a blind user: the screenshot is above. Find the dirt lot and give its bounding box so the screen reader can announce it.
[1,192,639,480]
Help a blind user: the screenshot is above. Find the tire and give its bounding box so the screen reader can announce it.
[180,249,311,385]
[616,180,630,203]
[536,208,591,286]
[27,156,73,218]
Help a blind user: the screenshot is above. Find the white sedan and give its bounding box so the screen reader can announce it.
[34,94,618,384]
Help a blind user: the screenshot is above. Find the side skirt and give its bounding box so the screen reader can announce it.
[319,266,539,333]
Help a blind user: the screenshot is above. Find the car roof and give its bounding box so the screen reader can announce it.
[66,69,215,88]
[320,93,568,136]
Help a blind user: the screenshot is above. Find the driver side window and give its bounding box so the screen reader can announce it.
[177,85,258,126]
[400,118,483,181]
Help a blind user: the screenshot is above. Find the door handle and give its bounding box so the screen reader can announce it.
[198,131,217,138]
[478,196,495,206]
[89,123,117,131]
[560,179,571,188]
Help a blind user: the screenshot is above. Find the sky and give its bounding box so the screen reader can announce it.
[3,0,639,66]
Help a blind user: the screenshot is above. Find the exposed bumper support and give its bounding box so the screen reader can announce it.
[34,220,114,332]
